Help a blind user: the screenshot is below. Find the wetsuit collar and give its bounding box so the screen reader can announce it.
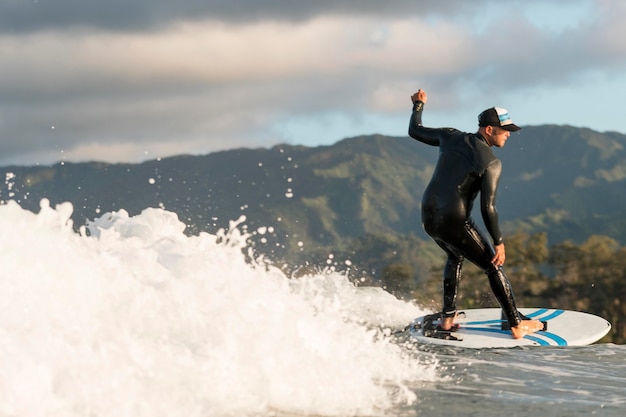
[476,132,490,146]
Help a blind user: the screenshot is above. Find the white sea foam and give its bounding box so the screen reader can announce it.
[0,199,437,417]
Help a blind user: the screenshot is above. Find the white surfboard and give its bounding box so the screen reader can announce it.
[408,308,611,348]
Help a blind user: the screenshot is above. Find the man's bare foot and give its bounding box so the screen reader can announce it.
[440,313,457,331]
[511,319,544,339]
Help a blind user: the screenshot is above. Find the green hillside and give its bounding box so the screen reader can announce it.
[497,125,626,243]
[4,126,626,252]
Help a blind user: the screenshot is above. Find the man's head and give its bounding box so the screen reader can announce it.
[478,107,520,147]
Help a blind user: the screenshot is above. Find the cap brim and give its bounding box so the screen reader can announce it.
[501,123,521,132]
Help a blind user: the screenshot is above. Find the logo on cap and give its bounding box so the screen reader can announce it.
[495,107,513,125]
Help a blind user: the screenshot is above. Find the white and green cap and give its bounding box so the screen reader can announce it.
[478,107,521,132]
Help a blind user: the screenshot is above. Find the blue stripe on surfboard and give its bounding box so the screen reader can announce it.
[531,309,565,321]
[462,326,550,345]
[463,309,565,326]
[460,309,569,346]
[462,326,567,346]
[464,320,503,326]
[521,334,551,346]
[462,327,511,334]
[533,331,568,346]
[523,308,549,318]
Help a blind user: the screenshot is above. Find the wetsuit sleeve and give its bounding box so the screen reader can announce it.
[408,101,442,146]
[480,159,503,245]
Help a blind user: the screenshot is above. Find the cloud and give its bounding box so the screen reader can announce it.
[1,0,626,166]
[0,15,477,164]
[0,0,489,33]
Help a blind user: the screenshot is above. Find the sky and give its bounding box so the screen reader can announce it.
[2,0,626,166]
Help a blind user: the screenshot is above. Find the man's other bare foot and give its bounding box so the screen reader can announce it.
[511,319,544,339]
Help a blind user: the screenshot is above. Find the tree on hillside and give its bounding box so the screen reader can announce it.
[548,235,625,342]
[504,232,551,306]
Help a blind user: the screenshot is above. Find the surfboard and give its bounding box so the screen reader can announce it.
[408,308,611,348]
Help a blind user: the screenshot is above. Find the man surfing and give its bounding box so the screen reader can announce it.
[408,89,543,339]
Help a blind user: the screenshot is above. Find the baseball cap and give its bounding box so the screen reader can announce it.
[478,107,521,132]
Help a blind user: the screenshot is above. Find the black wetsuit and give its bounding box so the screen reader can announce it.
[408,100,522,327]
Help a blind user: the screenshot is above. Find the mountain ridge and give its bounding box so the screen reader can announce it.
[2,124,626,259]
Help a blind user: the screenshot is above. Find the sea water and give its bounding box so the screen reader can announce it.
[0,200,624,417]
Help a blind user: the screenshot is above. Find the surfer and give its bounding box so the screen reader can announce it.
[408,89,544,339]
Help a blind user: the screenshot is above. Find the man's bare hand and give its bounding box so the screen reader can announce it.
[411,89,427,104]
[492,243,506,267]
